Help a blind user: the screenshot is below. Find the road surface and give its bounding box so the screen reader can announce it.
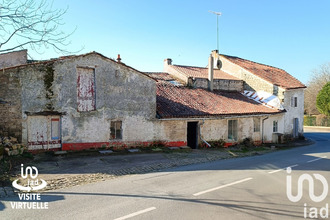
[1,127,330,219]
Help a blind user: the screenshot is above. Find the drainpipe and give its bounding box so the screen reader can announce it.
[262,116,269,144]
[199,120,211,148]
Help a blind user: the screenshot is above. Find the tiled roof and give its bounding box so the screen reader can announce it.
[222,55,306,89]
[145,72,175,81]
[171,65,241,81]
[156,83,283,118]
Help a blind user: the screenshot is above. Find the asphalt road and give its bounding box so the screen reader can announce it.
[1,127,330,220]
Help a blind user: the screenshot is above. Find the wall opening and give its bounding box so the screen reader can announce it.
[187,122,198,149]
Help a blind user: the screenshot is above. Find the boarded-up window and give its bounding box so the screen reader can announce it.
[51,118,60,140]
[253,118,260,132]
[110,121,122,140]
[77,67,95,112]
[228,120,238,141]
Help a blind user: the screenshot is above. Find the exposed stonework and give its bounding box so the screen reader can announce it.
[0,50,27,69]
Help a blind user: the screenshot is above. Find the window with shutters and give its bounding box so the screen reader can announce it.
[77,67,95,112]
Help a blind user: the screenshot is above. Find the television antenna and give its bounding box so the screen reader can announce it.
[209,11,222,52]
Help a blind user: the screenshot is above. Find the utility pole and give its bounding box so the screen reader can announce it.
[209,11,222,52]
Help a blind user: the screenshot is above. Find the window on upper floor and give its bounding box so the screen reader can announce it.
[291,97,298,107]
[77,67,96,112]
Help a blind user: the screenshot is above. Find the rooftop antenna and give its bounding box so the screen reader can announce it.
[209,10,222,52]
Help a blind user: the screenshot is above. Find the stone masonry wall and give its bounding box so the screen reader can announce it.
[0,50,27,69]
[0,69,22,141]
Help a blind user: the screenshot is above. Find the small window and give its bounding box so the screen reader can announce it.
[228,120,238,141]
[273,120,278,133]
[110,121,122,140]
[291,97,298,107]
[51,118,60,140]
[253,118,260,132]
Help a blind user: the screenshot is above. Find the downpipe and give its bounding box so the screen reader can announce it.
[199,120,211,148]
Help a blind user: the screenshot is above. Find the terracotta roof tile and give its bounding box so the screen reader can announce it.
[171,65,241,81]
[222,55,306,89]
[156,83,283,118]
[145,72,175,81]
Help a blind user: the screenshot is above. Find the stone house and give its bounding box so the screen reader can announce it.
[0,50,305,151]
[162,50,306,146]
[0,50,182,151]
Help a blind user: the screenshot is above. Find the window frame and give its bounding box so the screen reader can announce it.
[273,120,278,133]
[110,121,122,140]
[228,119,238,141]
[253,118,260,132]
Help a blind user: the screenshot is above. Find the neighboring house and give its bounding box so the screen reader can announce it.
[163,50,306,145]
[0,49,305,151]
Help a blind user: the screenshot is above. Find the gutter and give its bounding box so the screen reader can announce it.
[262,116,269,144]
[157,113,284,121]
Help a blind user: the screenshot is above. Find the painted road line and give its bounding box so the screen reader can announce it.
[193,177,253,196]
[307,156,327,163]
[114,207,156,220]
[268,164,298,174]
[268,169,282,174]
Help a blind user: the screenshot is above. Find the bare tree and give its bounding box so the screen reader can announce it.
[0,0,76,54]
[305,62,330,115]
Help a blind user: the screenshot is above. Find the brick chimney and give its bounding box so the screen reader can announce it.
[208,53,214,91]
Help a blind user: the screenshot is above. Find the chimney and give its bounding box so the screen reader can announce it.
[164,58,172,65]
[208,53,214,91]
[163,58,172,73]
[117,54,121,63]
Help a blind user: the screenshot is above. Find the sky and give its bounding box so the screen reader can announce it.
[23,0,330,84]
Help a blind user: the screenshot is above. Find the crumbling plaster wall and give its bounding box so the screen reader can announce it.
[19,53,157,144]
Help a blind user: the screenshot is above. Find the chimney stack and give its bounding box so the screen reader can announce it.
[208,53,214,91]
[117,54,121,63]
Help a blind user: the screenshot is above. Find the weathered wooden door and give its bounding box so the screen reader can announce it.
[27,116,61,150]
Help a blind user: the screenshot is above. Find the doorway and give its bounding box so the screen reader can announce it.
[187,122,198,149]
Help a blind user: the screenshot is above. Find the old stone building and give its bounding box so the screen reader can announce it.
[161,50,306,146]
[0,50,305,151]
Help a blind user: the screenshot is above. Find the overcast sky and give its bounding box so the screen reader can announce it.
[26,0,330,84]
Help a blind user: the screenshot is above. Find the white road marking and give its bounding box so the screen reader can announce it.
[268,169,282,174]
[307,156,327,163]
[268,164,298,174]
[193,177,253,196]
[114,207,156,220]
